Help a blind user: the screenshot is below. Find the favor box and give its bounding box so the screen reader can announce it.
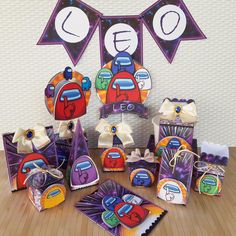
[2,126,58,192]
[157,148,194,205]
[26,167,66,211]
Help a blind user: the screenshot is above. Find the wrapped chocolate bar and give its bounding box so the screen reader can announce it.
[193,142,229,196]
[2,125,58,192]
[25,165,66,211]
[55,119,88,169]
[152,98,197,158]
[126,149,158,187]
[157,146,199,205]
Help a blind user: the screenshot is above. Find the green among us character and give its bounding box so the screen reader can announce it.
[102,210,120,228]
[95,68,113,90]
[199,175,221,196]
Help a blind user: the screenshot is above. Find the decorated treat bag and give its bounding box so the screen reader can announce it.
[67,119,99,191]
[2,125,58,192]
[25,165,66,212]
[157,146,197,205]
[126,149,158,187]
[193,142,229,196]
[96,119,134,172]
[153,98,197,159]
[55,119,88,169]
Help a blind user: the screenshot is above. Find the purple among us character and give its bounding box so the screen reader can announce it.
[111,52,135,75]
[70,155,99,189]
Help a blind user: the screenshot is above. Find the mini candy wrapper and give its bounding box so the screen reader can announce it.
[75,179,167,236]
[157,146,198,205]
[25,165,66,212]
[101,147,126,172]
[193,142,228,196]
[2,125,58,192]
[55,119,88,169]
[67,119,99,191]
[126,149,158,187]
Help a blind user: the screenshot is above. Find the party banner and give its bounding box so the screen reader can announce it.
[141,0,206,63]
[38,0,102,66]
[99,16,143,66]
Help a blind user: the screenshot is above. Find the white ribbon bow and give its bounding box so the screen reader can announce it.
[159,99,198,123]
[126,149,156,163]
[12,125,50,154]
[58,119,78,139]
[95,119,134,148]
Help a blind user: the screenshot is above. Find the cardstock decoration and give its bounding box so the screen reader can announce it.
[99,16,143,66]
[101,147,126,172]
[75,179,167,235]
[157,146,198,204]
[126,149,158,187]
[142,0,206,63]
[25,165,66,211]
[67,119,99,190]
[95,119,134,149]
[38,0,102,66]
[3,126,58,192]
[96,53,151,118]
[45,67,91,120]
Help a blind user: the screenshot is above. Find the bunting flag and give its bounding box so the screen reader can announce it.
[37,0,102,66]
[99,16,143,66]
[141,0,206,63]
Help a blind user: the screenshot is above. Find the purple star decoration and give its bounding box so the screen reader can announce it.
[142,0,206,63]
[37,0,102,66]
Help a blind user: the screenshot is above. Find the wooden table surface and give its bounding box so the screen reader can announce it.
[0,148,235,236]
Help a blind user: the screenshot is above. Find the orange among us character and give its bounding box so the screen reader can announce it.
[106,71,141,104]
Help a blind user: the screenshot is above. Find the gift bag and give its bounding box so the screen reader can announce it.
[25,165,66,211]
[2,125,58,192]
[126,149,158,187]
[157,146,197,205]
[193,142,229,196]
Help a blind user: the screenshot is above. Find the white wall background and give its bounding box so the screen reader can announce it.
[0,0,236,149]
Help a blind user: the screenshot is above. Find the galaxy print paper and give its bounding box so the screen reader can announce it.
[76,179,167,236]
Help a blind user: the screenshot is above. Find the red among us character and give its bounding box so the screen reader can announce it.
[106,72,141,104]
[17,153,49,189]
[114,202,149,228]
[103,148,125,171]
[54,82,86,120]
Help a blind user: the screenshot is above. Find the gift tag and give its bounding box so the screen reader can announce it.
[45,67,91,120]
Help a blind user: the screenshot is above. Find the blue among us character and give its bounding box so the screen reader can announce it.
[81,76,91,91]
[95,68,113,90]
[167,138,181,149]
[134,68,152,90]
[64,66,73,80]
[132,170,152,187]
[122,194,143,205]
[102,196,123,211]
[111,52,135,75]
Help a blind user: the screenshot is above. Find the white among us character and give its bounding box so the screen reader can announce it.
[122,194,143,205]
[134,68,152,90]
[104,23,138,57]
[55,7,90,43]
[158,180,185,204]
[152,4,187,41]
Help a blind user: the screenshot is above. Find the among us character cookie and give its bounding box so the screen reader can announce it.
[134,68,152,90]
[196,175,222,196]
[45,67,91,120]
[122,194,143,205]
[40,184,66,209]
[157,178,187,204]
[102,210,120,228]
[102,196,123,212]
[70,155,99,190]
[155,136,192,158]
[101,147,126,172]
[114,202,149,228]
[130,168,155,187]
[95,68,113,90]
